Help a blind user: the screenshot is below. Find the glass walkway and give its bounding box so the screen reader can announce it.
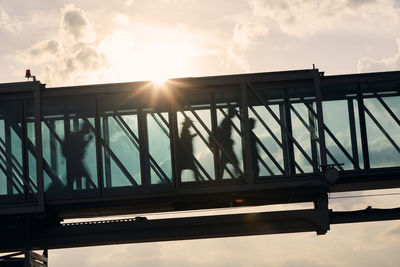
[0,69,399,218]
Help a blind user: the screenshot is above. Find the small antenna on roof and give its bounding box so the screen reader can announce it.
[25,69,37,82]
[312,64,315,70]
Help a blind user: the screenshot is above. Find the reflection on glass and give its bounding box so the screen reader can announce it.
[42,119,66,192]
[323,100,357,171]
[177,117,200,181]
[365,96,400,168]
[177,109,214,182]
[249,105,284,177]
[216,107,243,179]
[147,111,172,184]
[0,99,34,198]
[101,113,141,188]
[291,103,316,173]
[65,120,95,190]
[42,95,98,195]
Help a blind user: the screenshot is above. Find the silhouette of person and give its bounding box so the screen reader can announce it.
[64,121,93,190]
[217,107,239,178]
[177,117,200,181]
[249,118,260,178]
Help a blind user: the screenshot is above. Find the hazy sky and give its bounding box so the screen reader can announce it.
[1,0,400,266]
[1,0,400,86]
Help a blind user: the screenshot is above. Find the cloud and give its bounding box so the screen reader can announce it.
[248,0,397,37]
[18,40,62,64]
[385,224,400,236]
[0,8,15,32]
[358,38,400,72]
[225,21,269,71]
[61,4,95,42]
[14,4,108,86]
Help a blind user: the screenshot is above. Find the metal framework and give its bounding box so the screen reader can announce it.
[0,69,399,259]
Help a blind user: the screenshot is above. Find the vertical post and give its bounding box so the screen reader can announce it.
[21,100,29,200]
[210,94,220,181]
[49,121,58,173]
[72,118,81,189]
[5,119,12,195]
[308,102,319,172]
[43,249,48,266]
[281,90,295,175]
[169,87,180,190]
[96,95,112,189]
[314,192,330,235]
[24,216,31,267]
[313,69,327,172]
[102,112,111,188]
[279,103,290,175]
[138,107,150,186]
[348,99,360,169]
[357,83,370,169]
[64,105,72,191]
[95,95,105,194]
[34,85,44,211]
[241,81,253,183]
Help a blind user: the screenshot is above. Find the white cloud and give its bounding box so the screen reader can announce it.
[112,14,130,26]
[125,0,134,6]
[0,8,15,32]
[14,4,108,86]
[248,0,399,37]
[358,38,400,72]
[225,20,269,71]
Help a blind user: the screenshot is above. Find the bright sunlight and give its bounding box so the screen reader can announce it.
[101,30,195,84]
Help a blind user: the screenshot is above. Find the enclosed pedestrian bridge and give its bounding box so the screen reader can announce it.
[0,69,400,253]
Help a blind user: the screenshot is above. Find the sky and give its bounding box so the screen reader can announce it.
[1,0,400,86]
[1,0,400,266]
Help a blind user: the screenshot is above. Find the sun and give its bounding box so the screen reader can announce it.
[102,32,194,84]
[140,43,190,84]
[151,73,169,86]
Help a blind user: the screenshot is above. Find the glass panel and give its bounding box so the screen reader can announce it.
[322,100,359,170]
[42,119,66,192]
[214,92,243,180]
[364,96,400,168]
[25,98,38,195]
[216,106,243,179]
[42,95,98,196]
[177,108,214,182]
[146,111,172,184]
[291,102,316,173]
[98,92,148,189]
[0,99,25,198]
[101,113,141,188]
[249,104,284,177]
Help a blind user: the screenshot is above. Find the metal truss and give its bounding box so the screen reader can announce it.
[0,69,398,221]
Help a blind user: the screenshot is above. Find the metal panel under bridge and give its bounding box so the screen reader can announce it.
[0,68,399,254]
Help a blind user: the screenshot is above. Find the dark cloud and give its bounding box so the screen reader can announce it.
[279,258,335,267]
[75,44,106,70]
[385,224,400,236]
[29,40,61,56]
[347,0,377,7]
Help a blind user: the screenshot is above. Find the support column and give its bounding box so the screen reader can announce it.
[357,83,370,169]
[241,81,253,183]
[313,69,327,172]
[314,193,330,235]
